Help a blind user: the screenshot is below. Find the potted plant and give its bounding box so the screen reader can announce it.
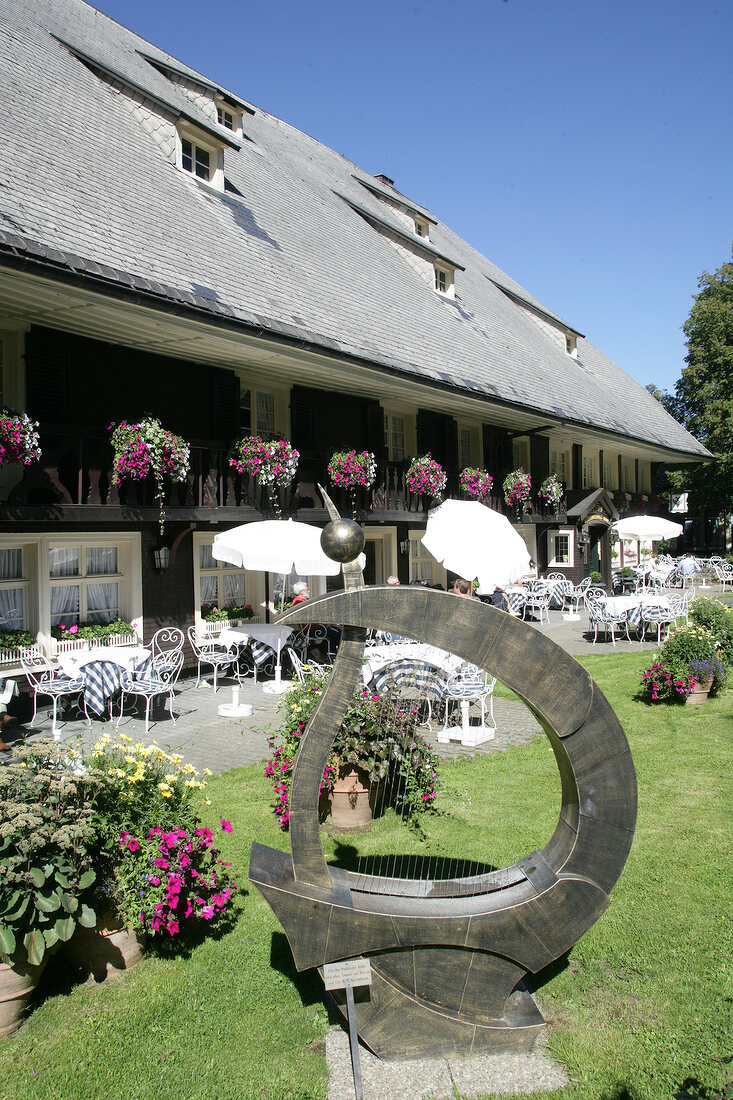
[459,467,494,504]
[327,450,377,517]
[502,468,532,516]
[0,741,99,1035]
[69,733,237,976]
[0,409,42,468]
[109,418,190,534]
[228,435,299,518]
[405,454,446,502]
[265,672,440,830]
[227,604,255,624]
[0,628,41,669]
[538,473,563,513]
[641,624,722,705]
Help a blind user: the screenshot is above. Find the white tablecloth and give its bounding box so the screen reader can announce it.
[602,594,671,627]
[219,625,293,669]
[58,646,151,677]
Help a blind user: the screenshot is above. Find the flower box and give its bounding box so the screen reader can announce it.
[0,643,43,670]
[50,637,89,658]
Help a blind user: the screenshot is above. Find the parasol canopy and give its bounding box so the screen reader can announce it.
[421,499,532,593]
[212,519,343,576]
[611,515,683,542]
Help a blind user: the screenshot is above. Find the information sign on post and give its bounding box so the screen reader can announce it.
[323,959,372,1100]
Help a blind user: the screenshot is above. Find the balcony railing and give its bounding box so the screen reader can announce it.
[2,429,567,522]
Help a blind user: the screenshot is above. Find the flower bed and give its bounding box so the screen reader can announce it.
[459,467,493,504]
[0,409,41,468]
[406,454,446,499]
[109,418,190,533]
[265,671,439,829]
[228,436,299,517]
[503,467,532,510]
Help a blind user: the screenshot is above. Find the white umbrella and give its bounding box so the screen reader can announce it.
[611,515,683,542]
[212,519,342,575]
[421,499,532,593]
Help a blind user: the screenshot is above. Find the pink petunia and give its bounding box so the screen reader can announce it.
[220,820,233,833]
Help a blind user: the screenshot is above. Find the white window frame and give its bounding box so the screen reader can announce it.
[549,528,574,567]
[239,384,289,440]
[603,458,613,489]
[382,405,416,464]
[215,97,241,136]
[408,528,447,588]
[512,437,530,472]
[434,263,455,298]
[582,456,594,490]
[177,124,224,191]
[458,423,478,470]
[45,535,141,633]
[621,462,632,492]
[550,448,568,482]
[414,217,429,240]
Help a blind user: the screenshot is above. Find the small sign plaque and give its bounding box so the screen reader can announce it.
[323,958,372,991]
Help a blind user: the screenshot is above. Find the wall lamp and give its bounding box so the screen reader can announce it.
[399,539,410,556]
[153,546,171,572]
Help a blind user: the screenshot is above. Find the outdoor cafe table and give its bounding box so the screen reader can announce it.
[362,643,463,693]
[601,593,672,633]
[218,624,293,694]
[57,645,152,717]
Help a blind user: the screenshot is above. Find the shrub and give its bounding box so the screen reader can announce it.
[689,595,733,668]
[82,733,237,940]
[0,628,36,650]
[265,672,440,829]
[0,741,100,966]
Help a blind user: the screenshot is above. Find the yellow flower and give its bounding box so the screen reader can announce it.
[203,769,212,776]
[118,733,132,743]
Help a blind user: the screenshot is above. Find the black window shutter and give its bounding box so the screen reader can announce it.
[416,409,433,456]
[530,435,549,486]
[290,386,316,457]
[210,369,240,444]
[444,416,458,478]
[26,326,70,424]
[366,398,386,460]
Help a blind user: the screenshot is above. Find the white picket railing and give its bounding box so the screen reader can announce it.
[0,643,43,670]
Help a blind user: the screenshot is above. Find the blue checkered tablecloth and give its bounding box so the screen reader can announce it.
[507,591,528,614]
[369,659,449,701]
[548,580,574,609]
[80,655,153,716]
[602,595,672,630]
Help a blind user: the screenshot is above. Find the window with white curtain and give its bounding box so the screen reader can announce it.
[198,541,246,612]
[49,543,121,626]
[0,547,25,630]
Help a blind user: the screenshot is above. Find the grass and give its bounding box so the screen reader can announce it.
[0,651,731,1100]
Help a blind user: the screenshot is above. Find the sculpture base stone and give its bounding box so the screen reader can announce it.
[327,966,545,1060]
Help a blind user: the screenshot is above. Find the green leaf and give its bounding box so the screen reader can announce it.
[54,915,75,942]
[0,924,16,956]
[4,894,30,922]
[34,892,61,914]
[0,889,21,917]
[54,873,70,889]
[24,929,46,966]
[78,869,96,891]
[28,866,47,888]
[42,927,60,949]
[78,904,97,928]
[60,893,79,915]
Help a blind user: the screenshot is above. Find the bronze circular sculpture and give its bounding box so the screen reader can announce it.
[320,518,365,562]
[250,498,636,1060]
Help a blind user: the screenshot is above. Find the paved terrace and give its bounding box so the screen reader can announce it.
[4,588,727,770]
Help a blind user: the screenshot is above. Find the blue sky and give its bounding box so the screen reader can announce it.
[94,0,732,395]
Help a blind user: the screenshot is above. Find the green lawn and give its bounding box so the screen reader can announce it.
[0,652,730,1100]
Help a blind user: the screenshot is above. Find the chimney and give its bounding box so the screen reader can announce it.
[375,173,395,189]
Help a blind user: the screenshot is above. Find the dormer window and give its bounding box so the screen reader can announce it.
[414,217,429,239]
[215,97,242,136]
[434,263,455,298]
[178,124,224,191]
[565,333,578,357]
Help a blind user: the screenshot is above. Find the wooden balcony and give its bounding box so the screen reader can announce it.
[0,429,567,527]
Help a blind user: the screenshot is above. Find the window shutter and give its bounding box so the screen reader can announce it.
[290,386,316,457]
[26,326,70,424]
[366,398,386,460]
[416,409,432,456]
[210,369,239,443]
[530,435,549,487]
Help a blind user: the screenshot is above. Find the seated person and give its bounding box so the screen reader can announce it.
[291,582,309,606]
[452,578,473,598]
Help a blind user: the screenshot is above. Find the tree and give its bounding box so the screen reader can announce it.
[666,256,733,512]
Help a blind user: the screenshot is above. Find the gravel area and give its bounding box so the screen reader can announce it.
[326,1028,569,1099]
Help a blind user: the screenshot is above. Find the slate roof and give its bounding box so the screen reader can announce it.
[0,0,709,459]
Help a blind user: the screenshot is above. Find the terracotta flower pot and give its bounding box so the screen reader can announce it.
[686,678,714,706]
[63,910,146,982]
[0,957,47,1038]
[329,766,373,830]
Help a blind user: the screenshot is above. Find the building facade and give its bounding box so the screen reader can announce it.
[0,0,709,668]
